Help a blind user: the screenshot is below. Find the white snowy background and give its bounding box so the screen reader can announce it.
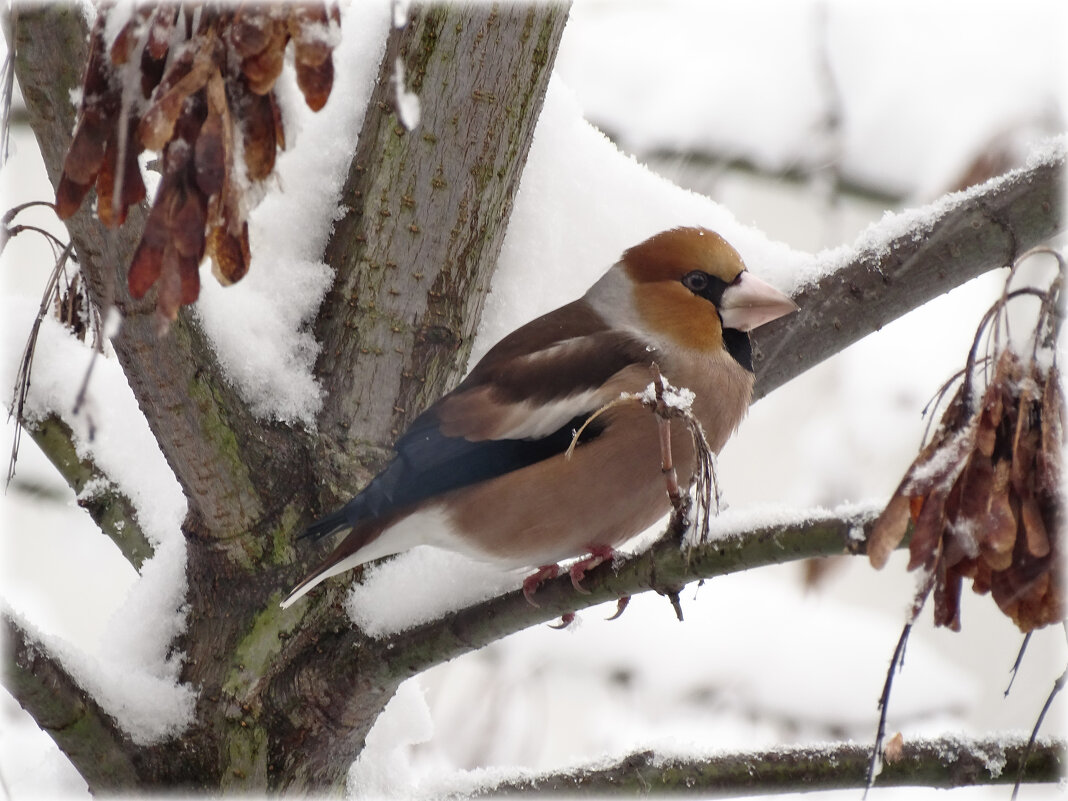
[1,0,1066,798]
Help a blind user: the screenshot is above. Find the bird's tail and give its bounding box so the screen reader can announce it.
[281,518,382,609]
[297,506,352,542]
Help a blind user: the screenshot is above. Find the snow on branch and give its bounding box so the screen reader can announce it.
[23,414,153,568]
[3,612,141,793]
[364,505,882,681]
[463,734,1065,797]
[752,145,1065,401]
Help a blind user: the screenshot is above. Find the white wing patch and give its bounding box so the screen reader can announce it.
[491,390,603,439]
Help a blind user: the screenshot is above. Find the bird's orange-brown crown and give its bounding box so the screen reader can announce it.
[621,227,745,351]
[621,227,746,285]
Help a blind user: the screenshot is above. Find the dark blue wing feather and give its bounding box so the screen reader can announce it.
[300,412,603,541]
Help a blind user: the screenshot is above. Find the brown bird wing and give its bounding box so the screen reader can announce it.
[303,302,655,540]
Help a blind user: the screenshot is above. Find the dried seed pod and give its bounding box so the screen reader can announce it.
[195,105,227,197]
[231,7,275,58]
[156,246,184,320]
[296,57,333,112]
[54,176,94,220]
[241,18,288,94]
[109,7,153,65]
[96,119,147,228]
[128,238,165,300]
[58,14,118,218]
[139,42,216,151]
[870,251,1064,634]
[146,6,178,60]
[207,220,251,286]
[239,86,278,180]
[59,2,342,322]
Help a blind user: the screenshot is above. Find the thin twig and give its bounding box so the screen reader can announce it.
[1011,658,1067,801]
[1005,632,1033,697]
[865,622,912,797]
[7,239,76,486]
[650,364,683,509]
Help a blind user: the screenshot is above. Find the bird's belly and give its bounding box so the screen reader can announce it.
[440,406,694,567]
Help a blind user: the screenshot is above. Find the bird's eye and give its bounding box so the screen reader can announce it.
[682,271,709,293]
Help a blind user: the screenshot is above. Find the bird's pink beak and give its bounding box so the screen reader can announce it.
[718,272,798,332]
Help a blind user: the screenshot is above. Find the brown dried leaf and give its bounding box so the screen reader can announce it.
[109,8,152,65]
[121,134,148,213]
[231,8,274,58]
[978,461,1017,571]
[62,110,111,186]
[241,20,288,94]
[95,129,120,228]
[128,239,164,299]
[171,187,208,261]
[955,455,993,533]
[240,89,278,180]
[907,486,949,572]
[54,175,93,220]
[147,7,178,60]
[296,57,333,112]
[1038,365,1065,494]
[993,566,1061,633]
[1020,494,1050,558]
[95,117,146,229]
[156,246,184,320]
[207,221,251,286]
[970,557,992,596]
[933,563,963,631]
[179,253,201,305]
[195,106,227,197]
[868,492,910,569]
[1011,396,1041,496]
[139,43,215,151]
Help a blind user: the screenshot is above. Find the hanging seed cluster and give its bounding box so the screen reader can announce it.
[868,260,1064,633]
[55,3,339,320]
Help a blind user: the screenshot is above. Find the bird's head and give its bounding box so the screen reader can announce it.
[614,227,798,366]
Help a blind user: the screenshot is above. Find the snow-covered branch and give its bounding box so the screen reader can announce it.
[366,506,881,681]
[3,613,141,793]
[752,148,1065,400]
[466,735,1065,797]
[24,414,152,568]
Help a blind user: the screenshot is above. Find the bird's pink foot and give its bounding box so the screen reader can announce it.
[569,545,616,594]
[522,564,560,607]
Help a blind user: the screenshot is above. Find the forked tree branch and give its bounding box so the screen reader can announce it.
[467,735,1065,796]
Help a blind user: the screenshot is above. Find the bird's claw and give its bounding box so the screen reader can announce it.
[549,612,576,629]
[606,595,631,620]
[522,564,560,607]
[568,545,615,594]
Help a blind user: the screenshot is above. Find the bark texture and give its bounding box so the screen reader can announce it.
[314,4,569,497]
[474,736,1066,796]
[4,1,568,793]
[2,0,1065,796]
[752,156,1064,400]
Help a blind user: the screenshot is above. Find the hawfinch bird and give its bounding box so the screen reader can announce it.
[281,227,796,608]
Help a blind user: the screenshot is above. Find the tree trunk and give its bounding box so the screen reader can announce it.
[4,1,1064,797]
[5,1,568,792]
